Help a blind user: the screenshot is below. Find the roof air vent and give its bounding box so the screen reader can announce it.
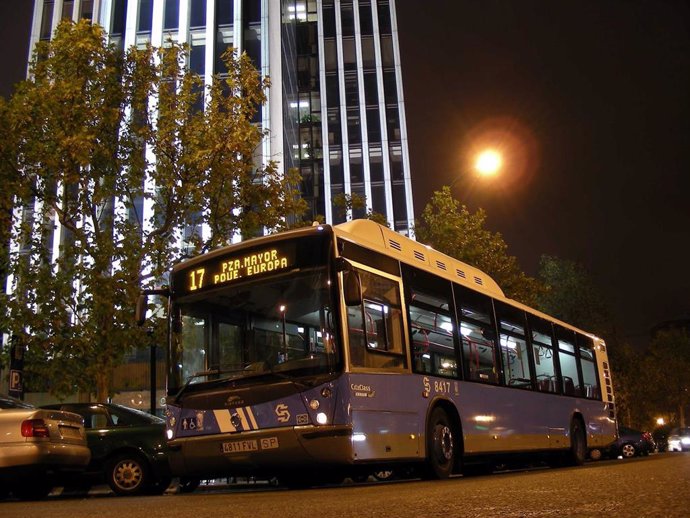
[456,269,466,279]
[436,260,447,271]
[389,240,402,252]
[413,250,426,262]
[474,276,483,285]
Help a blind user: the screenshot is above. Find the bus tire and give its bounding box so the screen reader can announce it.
[425,407,456,479]
[568,417,587,466]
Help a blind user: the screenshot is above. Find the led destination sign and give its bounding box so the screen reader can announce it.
[182,247,295,294]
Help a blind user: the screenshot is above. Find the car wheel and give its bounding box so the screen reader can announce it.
[372,470,396,481]
[178,477,201,493]
[425,407,456,479]
[620,443,637,458]
[106,453,151,496]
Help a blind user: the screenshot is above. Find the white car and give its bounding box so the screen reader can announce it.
[667,427,690,452]
[0,394,91,499]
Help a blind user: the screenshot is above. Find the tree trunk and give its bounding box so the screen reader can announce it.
[96,370,110,403]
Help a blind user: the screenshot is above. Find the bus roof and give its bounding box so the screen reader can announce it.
[333,219,603,344]
[333,219,505,298]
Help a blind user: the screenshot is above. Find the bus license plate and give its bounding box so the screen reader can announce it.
[222,437,280,454]
[222,440,259,453]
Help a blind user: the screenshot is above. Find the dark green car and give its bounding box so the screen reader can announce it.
[41,403,171,496]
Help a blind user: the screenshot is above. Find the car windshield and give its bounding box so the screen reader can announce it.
[170,266,340,391]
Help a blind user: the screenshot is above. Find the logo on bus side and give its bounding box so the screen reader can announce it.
[275,403,291,423]
[351,383,376,398]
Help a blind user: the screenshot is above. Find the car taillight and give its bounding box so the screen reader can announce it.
[21,419,50,438]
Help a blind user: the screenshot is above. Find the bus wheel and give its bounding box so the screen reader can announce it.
[568,418,587,466]
[425,407,455,479]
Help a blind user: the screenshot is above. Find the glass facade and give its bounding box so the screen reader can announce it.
[30,0,414,233]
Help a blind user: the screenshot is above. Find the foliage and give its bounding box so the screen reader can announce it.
[331,192,390,227]
[0,20,305,401]
[414,187,540,305]
[536,255,612,336]
[642,329,690,427]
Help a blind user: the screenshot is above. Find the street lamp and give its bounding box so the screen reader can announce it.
[474,149,503,178]
[448,148,503,190]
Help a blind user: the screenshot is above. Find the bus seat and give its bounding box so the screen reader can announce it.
[563,376,575,396]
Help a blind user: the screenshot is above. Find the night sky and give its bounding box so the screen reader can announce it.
[1,1,688,347]
[396,0,690,346]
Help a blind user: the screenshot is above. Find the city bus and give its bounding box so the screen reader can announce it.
[142,219,617,485]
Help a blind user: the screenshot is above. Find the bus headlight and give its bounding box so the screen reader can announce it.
[309,399,320,410]
[316,412,328,425]
[166,428,174,440]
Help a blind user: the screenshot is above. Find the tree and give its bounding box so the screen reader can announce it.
[0,20,305,401]
[414,187,540,305]
[536,255,612,336]
[331,192,389,227]
[643,329,690,427]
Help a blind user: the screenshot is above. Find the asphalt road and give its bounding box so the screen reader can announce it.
[3,453,689,518]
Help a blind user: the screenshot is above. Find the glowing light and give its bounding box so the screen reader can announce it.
[352,433,367,442]
[316,412,328,425]
[475,149,502,177]
[473,415,496,423]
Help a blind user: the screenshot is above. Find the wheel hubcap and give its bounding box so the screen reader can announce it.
[114,461,143,490]
[435,424,453,462]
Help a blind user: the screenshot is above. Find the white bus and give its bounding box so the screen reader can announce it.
[147,219,616,485]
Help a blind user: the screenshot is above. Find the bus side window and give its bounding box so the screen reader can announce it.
[555,326,582,397]
[347,269,406,370]
[529,315,558,393]
[408,290,457,378]
[495,302,532,389]
[455,285,499,384]
[577,334,601,399]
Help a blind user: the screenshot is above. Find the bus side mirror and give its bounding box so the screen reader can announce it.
[135,294,148,326]
[343,270,362,306]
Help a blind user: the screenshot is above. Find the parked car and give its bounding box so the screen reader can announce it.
[41,402,172,496]
[0,394,90,500]
[667,427,690,452]
[612,426,656,458]
[652,425,671,452]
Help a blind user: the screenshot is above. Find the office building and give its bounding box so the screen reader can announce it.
[30,0,415,233]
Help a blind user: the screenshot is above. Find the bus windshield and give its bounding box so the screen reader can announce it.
[169,266,340,392]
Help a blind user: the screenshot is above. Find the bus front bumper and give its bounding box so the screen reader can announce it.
[167,424,354,478]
